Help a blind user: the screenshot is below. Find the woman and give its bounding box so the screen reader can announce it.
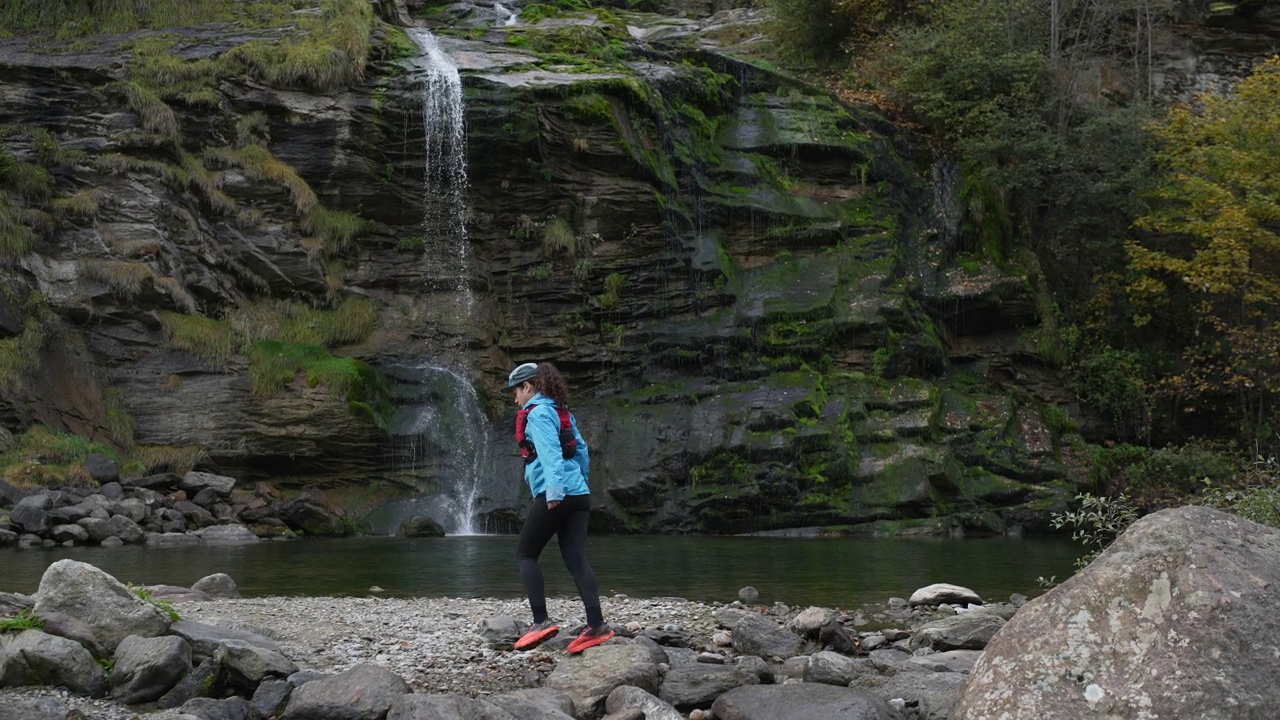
[507,361,613,653]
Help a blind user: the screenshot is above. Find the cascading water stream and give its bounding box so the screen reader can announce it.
[410,28,471,305]
[366,30,490,536]
[494,2,520,25]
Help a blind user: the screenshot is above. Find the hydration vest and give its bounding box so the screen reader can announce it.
[516,404,578,465]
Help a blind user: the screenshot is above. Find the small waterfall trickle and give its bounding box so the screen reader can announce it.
[370,363,493,536]
[494,2,519,25]
[410,28,472,305]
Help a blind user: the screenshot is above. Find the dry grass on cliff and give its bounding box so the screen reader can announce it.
[158,312,239,366]
[81,260,197,314]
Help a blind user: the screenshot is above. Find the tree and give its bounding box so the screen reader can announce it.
[1129,57,1280,434]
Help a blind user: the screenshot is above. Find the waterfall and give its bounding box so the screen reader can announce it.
[410,28,471,304]
[494,2,519,25]
[371,363,492,536]
[367,31,488,536]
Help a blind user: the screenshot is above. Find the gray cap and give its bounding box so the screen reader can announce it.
[505,362,538,388]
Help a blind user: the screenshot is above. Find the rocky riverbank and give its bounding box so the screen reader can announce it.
[4,507,1280,720]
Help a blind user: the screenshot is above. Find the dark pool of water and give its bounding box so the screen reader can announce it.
[0,534,1079,607]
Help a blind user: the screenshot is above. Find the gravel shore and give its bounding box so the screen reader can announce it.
[0,593,725,719]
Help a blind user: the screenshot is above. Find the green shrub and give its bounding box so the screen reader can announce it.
[1197,447,1280,528]
[1051,492,1139,570]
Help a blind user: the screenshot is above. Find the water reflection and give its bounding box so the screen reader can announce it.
[0,535,1079,607]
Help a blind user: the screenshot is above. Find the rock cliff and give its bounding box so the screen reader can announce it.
[0,0,1272,534]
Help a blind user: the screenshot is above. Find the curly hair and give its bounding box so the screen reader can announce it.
[533,363,570,406]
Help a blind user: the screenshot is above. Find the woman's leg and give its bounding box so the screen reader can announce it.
[516,496,558,622]
[556,494,604,627]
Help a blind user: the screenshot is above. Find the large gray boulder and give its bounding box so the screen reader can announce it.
[170,620,279,661]
[605,685,683,720]
[0,629,107,696]
[906,613,1004,651]
[387,688,576,719]
[216,639,299,693]
[180,471,238,497]
[110,634,193,704]
[282,663,409,720]
[730,613,802,659]
[32,560,171,655]
[0,695,71,720]
[711,683,898,720]
[954,506,1280,719]
[544,639,660,719]
[658,661,760,710]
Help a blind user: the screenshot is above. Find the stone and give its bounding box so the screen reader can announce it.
[192,573,241,599]
[908,583,983,607]
[110,634,193,704]
[730,613,802,659]
[606,685,683,720]
[195,524,260,545]
[171,620,279,662]
[785,606,835,637]
[737,586,758,602]
[545,639,660,718]
[907,614,1004,652]
[954,507,1280,719]
[32,560,171,654]
[216,639,299,692]
[0,696,71,720]
[0,629,108,696]
[180,471,238,497]
[396,514,446,537]
[283,663,409,720]
[84,453,119,483]
[179,696,260,720]
[659,661,760,710]
[712,683,897,720]
[904,649,982,674]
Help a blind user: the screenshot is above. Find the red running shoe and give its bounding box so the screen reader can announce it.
[566,623,615,654]
[514,620,559,650]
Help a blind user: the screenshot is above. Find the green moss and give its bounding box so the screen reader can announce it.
[247,341,391,426]
[564,92,616,125]
[0,294,51,390]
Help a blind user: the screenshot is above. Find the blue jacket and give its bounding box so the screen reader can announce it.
[521,393,590,502]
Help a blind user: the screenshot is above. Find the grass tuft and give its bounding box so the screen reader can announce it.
[206,144,317,217]
[122,82,180,140]
[158,311,238,366]
[0,425,116,489]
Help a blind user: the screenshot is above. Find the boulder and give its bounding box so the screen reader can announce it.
[192,573,242,599]
[84,453,119,483]
[730,613,802,659]
[280,493,349,537]
[31,560,171,655]
[0,696,71,720]
[0,629,108,696]
[181,471,238,497]
[855,666,967,720]
[545,639,660,719]
[605,685,683,720]
[711,683,898,720]
[195,524,260,545]
[658,662,760,710]
[179,696,261,719]
[155,658,220,710]
[170,620,279,661]
[803,650,865,686]
[396,515,446,537]
[110,634,193,704]
[216,639,299,692]
[907,614,1004,651]
[908,583,982,607]
[283,663,409,720]
[954,506,1280,719]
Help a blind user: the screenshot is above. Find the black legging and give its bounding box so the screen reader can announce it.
[516,493,604,628]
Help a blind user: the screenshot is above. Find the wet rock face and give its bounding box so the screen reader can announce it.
[953,506,1280,719]
[0,6,1271,532]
